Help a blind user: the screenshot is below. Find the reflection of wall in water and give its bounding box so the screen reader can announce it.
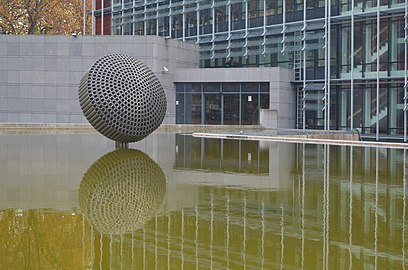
[174,134,296,190]
[133,133,200,211]
[0,132,199,213]
[175,134,269,174]
[111,146,406,269]
[1,135,406,269]
[86,151,407,270]
[0,133,112,211]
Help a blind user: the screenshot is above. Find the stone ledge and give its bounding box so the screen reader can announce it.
[0,123,265,134]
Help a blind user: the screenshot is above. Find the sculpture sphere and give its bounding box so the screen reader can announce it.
[78,149,166,235]
[78,54,167,143]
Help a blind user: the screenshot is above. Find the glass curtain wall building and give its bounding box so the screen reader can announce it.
[93,0,408,141]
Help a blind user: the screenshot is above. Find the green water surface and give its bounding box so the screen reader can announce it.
[0,132,406,269]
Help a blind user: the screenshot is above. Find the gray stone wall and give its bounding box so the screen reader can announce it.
[0,35,199,124]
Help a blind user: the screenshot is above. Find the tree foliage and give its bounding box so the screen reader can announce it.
[0,0,92,35]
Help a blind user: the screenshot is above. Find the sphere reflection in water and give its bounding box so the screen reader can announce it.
[78,149,166,235]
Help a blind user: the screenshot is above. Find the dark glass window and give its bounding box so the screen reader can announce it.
[175,82,269,125]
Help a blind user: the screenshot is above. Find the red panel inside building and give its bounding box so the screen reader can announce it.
[95,16,101,35]
[96,0,111,9]
[103,15,111,35]
[94,0,111,35]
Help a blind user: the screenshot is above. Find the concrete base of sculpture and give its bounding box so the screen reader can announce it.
[115,142,129,149]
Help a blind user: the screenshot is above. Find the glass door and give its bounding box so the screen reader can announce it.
[205,94,221,124]
[241,94,259,125]
[223,94,240,125]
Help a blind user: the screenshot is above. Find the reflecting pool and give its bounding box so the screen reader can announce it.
[0,132,407,269]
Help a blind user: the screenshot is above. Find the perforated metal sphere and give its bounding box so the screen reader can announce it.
[78,149,166,235]
[78,54,167,143]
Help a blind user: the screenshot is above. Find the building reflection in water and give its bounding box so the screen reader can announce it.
[86,138,406,270]
[173,134,296,190]
[0,134,407,269]
[122,140,406,270]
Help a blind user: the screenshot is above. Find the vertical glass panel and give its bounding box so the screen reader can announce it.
[215,6,228,32]
[112,17,122,35]
[146,19,156,35]
[200,9,212,34]
[185,11,197,37]
[176,84,184,93]
[266,1,283,24]
[379,19,389,72]
[241,83,258,92]
[222,83,240,93]
[134,21,144,35]
[260,83,269,93]
[241,93,259,125]
[158,17,169,37]
[340,24,351,76]
[174,133,186,168]
[338,87,350,130]
[353,85,363,131]
[364,19,378,74]
[395,86,405,135]
[366,86,387,134]
[177,136,203,169]
[202,138,222,169]
[245,54,260,67]
[172,14,183,38]
[185,93,202,124]
[390,0,406,7]
[176,93,185,124]
[362,86,376,134]
[123,11,132,35]
[389,16,405,75]
[285,0,304,22]
[191,83,202,93]
[329,90,337,129]
[240,140,268,173]
[260,93,269,109]
[379,86,388,134]
[306,0,325,19]
[112,0,121,6]
[123,22,132,35]
[340,0,352,13]
[231,3,245,30]
[221,139,240,171]
[248,0,264,27]
[223,94,240,125]
[354,21,364,77]
[203,83,220,93]
[205,94,221,124]
[388,84,404,135]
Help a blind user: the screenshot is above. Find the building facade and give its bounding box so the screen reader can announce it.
[174,67,295,128]
[0,35,294,128]
[0,35,198,124]
[93,0,408,141]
